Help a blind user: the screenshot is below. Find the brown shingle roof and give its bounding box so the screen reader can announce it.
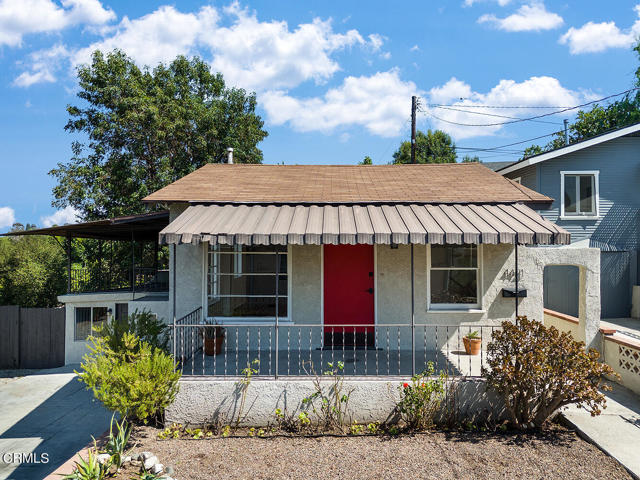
[143,163,552,204]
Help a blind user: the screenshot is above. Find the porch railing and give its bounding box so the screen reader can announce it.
[170,320,502,378]
[70,266,169,294]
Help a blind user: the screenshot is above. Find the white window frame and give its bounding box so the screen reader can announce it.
[74,305,109,341]
[203,243,292,325]
[560,170,600,220]
[427,244,483,311]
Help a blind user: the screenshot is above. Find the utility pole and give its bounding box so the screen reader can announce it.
[563,119,569,146]
[411,95,417,164]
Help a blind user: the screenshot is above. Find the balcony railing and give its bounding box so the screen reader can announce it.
[70,266,169,294]
[171,314,502,378]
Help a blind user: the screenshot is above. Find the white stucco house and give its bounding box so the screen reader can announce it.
[10,162,603,376]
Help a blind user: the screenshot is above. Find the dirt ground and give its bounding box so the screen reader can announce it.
[129,425,632,480]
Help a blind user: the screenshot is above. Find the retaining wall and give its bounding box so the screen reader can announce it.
[166,377,506,427]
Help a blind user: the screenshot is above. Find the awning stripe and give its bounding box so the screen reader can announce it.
[159,203,570,246]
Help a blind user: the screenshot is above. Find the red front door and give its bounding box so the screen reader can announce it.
[323,245,374,347]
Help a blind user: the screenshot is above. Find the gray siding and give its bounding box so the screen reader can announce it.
[534,136,640,251]
[508,135,640,318]
[506,164,538,192]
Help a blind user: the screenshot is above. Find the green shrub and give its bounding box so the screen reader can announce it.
[62,449,109,480]
[483,316,617,430]
[397,362,447,430]
[95,309,169,353]
[77,332,181,424]
[102,415,131,470]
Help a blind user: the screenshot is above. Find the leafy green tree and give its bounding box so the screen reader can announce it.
[51,50,268,220]
[0,225,66,307]
[359,156,373,165]
[461,155,480,163]
[392,130,457,164]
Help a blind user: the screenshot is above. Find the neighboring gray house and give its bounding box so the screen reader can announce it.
[494,123,640,318]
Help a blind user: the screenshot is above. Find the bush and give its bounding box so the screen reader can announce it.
[95,309,169,353]
[77,332,180,424]
[483,316,617,430]
[397,362,447,430]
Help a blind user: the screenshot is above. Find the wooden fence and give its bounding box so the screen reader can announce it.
[0,305,65,369]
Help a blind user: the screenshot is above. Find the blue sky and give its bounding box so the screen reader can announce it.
[0,0,639,230]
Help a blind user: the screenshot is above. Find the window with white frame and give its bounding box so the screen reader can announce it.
[74,306,108,341]
[207,245,287,319]
[561,171,598,217]
[429,244,479,309]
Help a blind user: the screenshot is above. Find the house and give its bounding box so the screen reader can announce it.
[494,122,640,319]
[5,162,604,376]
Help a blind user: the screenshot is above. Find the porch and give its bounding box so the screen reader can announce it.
[174,318,497,378]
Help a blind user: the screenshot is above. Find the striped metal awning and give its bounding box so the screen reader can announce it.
[160,203,570,246]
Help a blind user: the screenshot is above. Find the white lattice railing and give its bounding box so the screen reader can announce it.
[603,334,640,396]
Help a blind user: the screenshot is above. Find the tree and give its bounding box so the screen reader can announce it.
[50,50,268,220]
[0,226,66,307]
[461,155,480,163]
[359,156,373,165]
[392,130,457,164]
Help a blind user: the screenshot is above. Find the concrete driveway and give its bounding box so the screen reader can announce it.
[0,365,112,480]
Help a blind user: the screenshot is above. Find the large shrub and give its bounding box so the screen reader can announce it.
[96,309,169,353]
[483,316,616,429]
[77,332,180,424]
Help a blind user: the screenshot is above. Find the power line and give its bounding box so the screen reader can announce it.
[428,105,562,126]
[418,87,640,128]
[458,130,564,152]
[429,103,573,109]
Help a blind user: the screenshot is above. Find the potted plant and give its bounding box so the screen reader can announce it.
[463,330,481,355]
[203,324,225,356]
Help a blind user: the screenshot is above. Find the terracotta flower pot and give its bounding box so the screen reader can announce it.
[463,336,482,356]
[204,335,225,356]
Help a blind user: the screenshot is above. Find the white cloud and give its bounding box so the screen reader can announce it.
[65,4,376,92]
[73,6,218,68]
[368,33,384,51]
[0,206,15,229]
[13,44,71,87]
[410,44,420,52]
[559,5,640,54]
[478,1,563,32]
[463,0,512,7]
[261,69,420,137]
[41,206,80,227]
[203,4,369,91]
[426,76,590,139]
[0,0,115,47]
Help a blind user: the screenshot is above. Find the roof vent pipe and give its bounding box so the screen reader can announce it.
[226,147,234,164]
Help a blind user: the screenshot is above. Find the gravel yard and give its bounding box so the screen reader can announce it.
[130,425,632,480]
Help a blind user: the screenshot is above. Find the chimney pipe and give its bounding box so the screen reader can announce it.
[226,147,234,164]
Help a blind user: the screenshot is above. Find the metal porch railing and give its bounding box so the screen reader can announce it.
[170,317,501,378]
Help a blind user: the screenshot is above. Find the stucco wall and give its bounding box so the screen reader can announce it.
[291,245,321,324]
[166,377,506,427]
[59,291,169,364]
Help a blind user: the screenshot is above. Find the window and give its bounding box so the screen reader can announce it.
[74,306,109,341]
[207,245,288,319]
[429,245,479,309]
[561,171,599,218]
